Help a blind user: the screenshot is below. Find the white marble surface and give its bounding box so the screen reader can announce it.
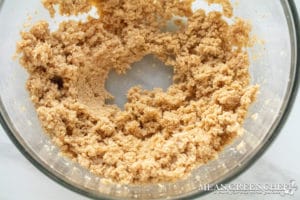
[1,3,300,200]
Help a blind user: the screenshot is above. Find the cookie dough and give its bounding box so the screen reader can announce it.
[16,0,258,184]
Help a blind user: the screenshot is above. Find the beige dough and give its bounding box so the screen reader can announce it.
[16,0,258,184]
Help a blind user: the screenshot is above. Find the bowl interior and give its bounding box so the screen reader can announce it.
[0,0,296,199]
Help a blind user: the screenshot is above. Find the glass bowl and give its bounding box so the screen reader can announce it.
[0,0,299,199]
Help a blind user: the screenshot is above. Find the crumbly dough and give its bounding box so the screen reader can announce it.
[17,0,258,184]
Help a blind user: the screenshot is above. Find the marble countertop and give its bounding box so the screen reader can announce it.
[1,2,300,200]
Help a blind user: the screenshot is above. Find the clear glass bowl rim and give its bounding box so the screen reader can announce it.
[0,0,299,199]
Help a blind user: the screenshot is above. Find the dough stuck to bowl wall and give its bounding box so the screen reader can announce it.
[16,0,258,184]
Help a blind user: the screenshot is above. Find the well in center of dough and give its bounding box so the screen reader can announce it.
[105,55,174,108]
